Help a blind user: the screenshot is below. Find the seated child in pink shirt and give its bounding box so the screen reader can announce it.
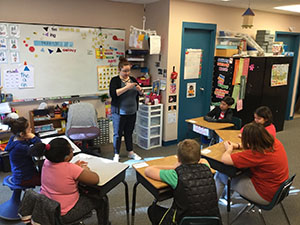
[30,138,109,225]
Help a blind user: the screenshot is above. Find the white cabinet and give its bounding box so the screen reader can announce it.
[136,104,163,150]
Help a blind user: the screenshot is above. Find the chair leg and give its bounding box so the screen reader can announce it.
[230,203,253,225]
[257,209,267,225]
[280,202,291,225]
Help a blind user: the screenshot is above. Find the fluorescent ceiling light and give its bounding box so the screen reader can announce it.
[274,4,300,13]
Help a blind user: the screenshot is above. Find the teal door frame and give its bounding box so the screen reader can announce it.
[275,31,300,119]
[177,22,216,141]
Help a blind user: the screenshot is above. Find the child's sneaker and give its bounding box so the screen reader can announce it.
[128,152,141,160]
[113,154,119,162]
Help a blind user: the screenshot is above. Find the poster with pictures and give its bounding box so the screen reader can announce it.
[9,24,20,38]
[169,95,177,103]
[0,24,8,37]
[97,66,118,90]
[0,51,7,63]
[271,64,289,87]
[186,82,196,98]
[170,83,176,94]
[0,38,7,50]
[168,105,176,111]
[9,39,18,50]
[152,80,160,94]
[10,51,20,63]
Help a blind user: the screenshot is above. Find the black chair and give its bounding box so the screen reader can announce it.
[231,116,242,130]
[66,102,101,156]
[19,189,92,225]
[179,216,221,225]
[230,174,296,225]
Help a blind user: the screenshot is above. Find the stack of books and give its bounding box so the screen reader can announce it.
[256,30,274,53]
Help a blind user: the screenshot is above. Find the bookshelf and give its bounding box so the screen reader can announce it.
[29,111,66,138]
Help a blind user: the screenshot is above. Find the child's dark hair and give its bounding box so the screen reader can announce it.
[3,117,29,137]
[177,139,200,164]
[118,56,130,70]
[255,106,273,127]
[222,96,234,106]
[30,138,71,163]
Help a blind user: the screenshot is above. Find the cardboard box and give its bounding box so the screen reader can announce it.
[215,49,239,57]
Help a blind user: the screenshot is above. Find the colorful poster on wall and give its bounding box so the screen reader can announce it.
[186,82,196,98]
[184,49,203,79]
[271,64,289,87]
[97,66,118,90]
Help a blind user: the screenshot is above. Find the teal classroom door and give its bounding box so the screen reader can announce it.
[275,32,300,119]
[177,22,216,141]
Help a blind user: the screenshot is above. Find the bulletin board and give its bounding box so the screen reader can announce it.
[0,22,125,101]
[211,57,234,105]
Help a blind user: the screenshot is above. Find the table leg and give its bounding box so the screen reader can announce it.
[227,177,231,212]
[122,180,130,225]
[131,181,140,225]
[122,181,129,214]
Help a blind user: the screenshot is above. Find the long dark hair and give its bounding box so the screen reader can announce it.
[255,106,273,127]
[242,122,274,153]
[3,117,29,137]
[30,138,71,163]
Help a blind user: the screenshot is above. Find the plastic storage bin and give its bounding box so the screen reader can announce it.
[136,104,163,150]
[137,135,160,150]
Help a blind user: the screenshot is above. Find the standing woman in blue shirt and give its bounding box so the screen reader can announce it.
[4,116,41,186]
[109,56,144,162]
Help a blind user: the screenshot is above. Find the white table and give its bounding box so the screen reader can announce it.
[71,153,130,225]
[41,135,81,153]
[71,153,128,186]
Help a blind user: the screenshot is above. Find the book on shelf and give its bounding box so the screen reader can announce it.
[34,124,54,133]
[126,57,144,62]
[38,130,58,137]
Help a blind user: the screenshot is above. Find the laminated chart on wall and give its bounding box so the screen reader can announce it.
[184,49,203,79]
[0,22,125,101]
[211,57,234,105]
[97,66,118,90]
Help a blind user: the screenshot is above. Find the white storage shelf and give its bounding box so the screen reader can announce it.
[136,104,163,150]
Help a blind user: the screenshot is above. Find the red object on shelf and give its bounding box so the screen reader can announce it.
[136,77,150,87]
[0,143,8,151]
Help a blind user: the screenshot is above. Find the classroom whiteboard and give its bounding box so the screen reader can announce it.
[0,22,125,101]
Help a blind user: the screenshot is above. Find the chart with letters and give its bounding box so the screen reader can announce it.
[0,22,125,101]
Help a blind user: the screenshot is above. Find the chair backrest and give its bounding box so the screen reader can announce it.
[231,116,242,130]
[19,189,90,225]
[268,174,296,209]
[66,102,98,134]
[179,216,221,225]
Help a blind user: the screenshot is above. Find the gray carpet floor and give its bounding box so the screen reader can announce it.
[1,118,299,225]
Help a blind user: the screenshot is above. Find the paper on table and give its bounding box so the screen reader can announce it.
[201,149,211,154]
[187,120,196,123]
[134,162,149,168]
